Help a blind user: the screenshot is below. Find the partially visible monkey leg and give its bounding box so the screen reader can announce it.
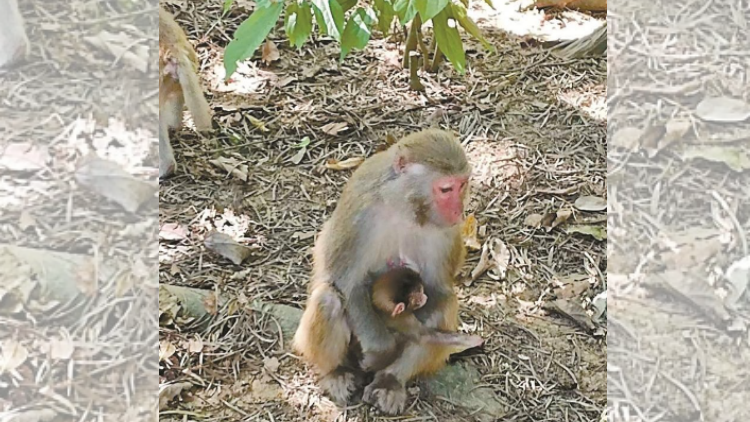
[0,0,29,69]
[293,283,358,403]
[159,74,183,179]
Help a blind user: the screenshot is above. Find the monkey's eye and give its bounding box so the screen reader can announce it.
[440,187,453,193]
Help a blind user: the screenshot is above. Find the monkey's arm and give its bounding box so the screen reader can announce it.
[341,279,396,357]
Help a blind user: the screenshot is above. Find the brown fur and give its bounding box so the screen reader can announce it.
[159,6,212,178]
[294,129,471,413]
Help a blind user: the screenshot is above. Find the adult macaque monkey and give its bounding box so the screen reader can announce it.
[294,129,471,414]
[0,0,30,69]
[159,6,212,179]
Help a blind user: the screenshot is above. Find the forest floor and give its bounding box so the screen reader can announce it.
[608,0,750,421]
[158,1,607,421]
[0,0,158,421]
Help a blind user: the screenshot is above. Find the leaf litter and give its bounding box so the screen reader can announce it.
[156,1,607,421]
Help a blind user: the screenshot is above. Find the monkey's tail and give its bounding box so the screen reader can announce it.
[177,52,212,131]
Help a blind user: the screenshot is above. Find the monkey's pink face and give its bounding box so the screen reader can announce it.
[432,175,469,226]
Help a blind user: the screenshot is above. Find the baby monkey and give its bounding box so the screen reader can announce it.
[365,266,483,373]
[372,266,427,331]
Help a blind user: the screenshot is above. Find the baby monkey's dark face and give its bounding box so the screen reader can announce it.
[393,269,427,316]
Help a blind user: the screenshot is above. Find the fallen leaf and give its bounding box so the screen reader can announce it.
[159,340,177,362]
[1,409,57,422]
[659,118,691,150]
[203,291,218,315]
[490,239,510,279]
[249,378,281,400]
[639,124,666,157]
[49,339,75,360]
[209,156,249,181]
[321,122,348,136]
[248,115,270,132]
[261,39,280,64]
[461,214,481,250]
[543,299,598,333]
[548,208,573,231]
[83,30,149,72]
[695,96,750,122]
[591,291,606,320]
[0,340,28,371]
[0,142,49,172]
[540,212,557,229]
[159,223,188,241]
[611,126,642,151]
[681,145,750,172]
[75,155,157,213]
[524,213,543,228]
[290,147,307,165]
[325,157,364,170]
[204,231,254,265]
[75,259,98,297]
[188,336,203,353]
[264,356,280,373]
[724,255,750,310]
[295,136,311,148]
[574,195,606,212]
[553,273,590,299]
[567,225,606,241]
[18,211,36,230]
[646,270,730,322]
[159,382,192,410]
[468,242,492,284]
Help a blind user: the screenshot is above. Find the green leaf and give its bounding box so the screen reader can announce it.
[336,0,357,12]
[451,3,492,51]
[567,225,607,241]
[414,0,449,22]
[285,1,313,48]
[222,0,234,16]
[484,0,496,9]
[295,136,311,148]
[312,0,345,41]
[432,7,465,73]
[374,0,396,35]
[224,1,284,79]
[340,7,375,61]
[393,0,417,24]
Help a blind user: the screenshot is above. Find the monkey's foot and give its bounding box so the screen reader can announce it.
[319,368,357,405]
[363,373,407,415]
[159,159,176,180]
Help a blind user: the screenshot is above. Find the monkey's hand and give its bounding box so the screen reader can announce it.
[363,373,407,415]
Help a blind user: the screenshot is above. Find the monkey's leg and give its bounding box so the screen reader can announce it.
[293,283,358,404]
[0,0,29,69]
[159,78,183,179]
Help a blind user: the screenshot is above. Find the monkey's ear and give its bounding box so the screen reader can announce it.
[391,303,405,316]
[393,154,408,174]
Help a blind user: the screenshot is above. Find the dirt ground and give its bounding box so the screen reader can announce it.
[608,0,750,421]
[0,0,159,421]
[158,1,606,421]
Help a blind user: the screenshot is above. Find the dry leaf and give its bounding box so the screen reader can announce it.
[49,339,75,360]
[159,223,188,241]
[639,124,666,157]
[543,299,598,333]
[490,239,510,279]
[209,156,249,181]
[18,211,36,230]
[681,145,750,172]
[695,96,750,122]
[610,126,642,151]
[724,255,750,310]
[159,382,192,411]
[468,242,492,283]
[204,231,254,265]
[261,39,280,64]
[83,30,149,72]
[550,208,572,229]
[647,270,730,322]
[0,142,49,172]
[188,336,203,353]
[248,115,270,132]
[574,195,606,212]
[553,273,590,299]
[659,118,691,150]
[567,225,606,241]
[524,213,544,228]
[461,214,481,250]
[325,157,365,170]
[75,259,98,297]
[263,356,280,373]
[203,291,218,315]
[0,340,28,371]
[75,155,157,213]
[290,147,307,165]
[321,122,348,136]
[159,340,176,362]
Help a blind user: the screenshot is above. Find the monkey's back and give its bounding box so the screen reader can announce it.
[159,6,199,75]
